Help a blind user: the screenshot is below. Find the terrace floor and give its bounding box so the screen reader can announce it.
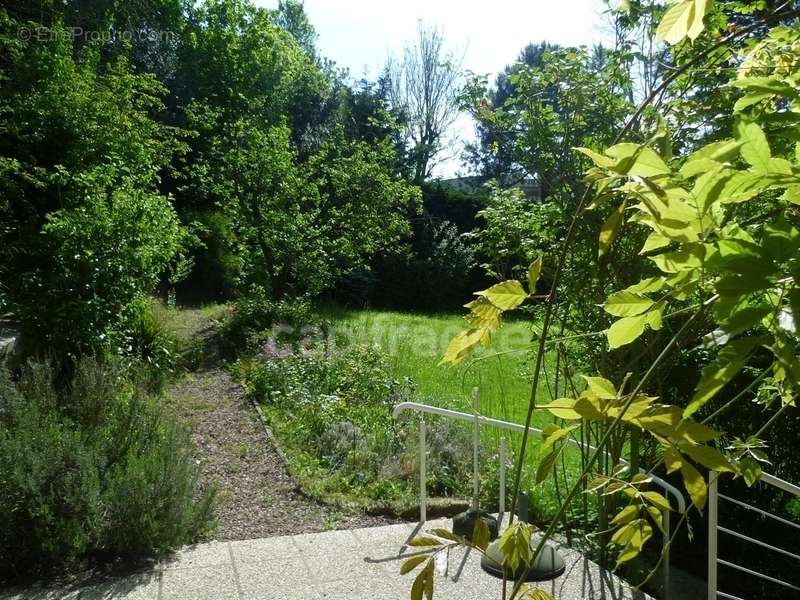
[1,518,650,600]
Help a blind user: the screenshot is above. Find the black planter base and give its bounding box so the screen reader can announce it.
[451,509,499,541]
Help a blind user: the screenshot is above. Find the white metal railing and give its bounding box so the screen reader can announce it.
[708,470,800,599]
[392,397,686,600]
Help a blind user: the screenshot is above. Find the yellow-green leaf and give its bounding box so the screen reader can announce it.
[599,202,626,258]
[684,337,764,418]
[681,460,707,510]
[476,280,528,310]
[625,277,666,294]
[408,536,444,548]
[440,327,492,365]
[650,246,705,273]
[527,257,543,294]
[657,0,712,45]
[575,146,615,168]
[641,491,672,511]
[583,376,618,399]
[611,505,640,526]
[472,518,491,551]
[400,555,429,575]
[464,297,502,330]
[640,231,672,255]
[519,588,555,600]
[607,314,648,349]
[735,119,771,172]
[607,144,671,177]
[539,398,582,420]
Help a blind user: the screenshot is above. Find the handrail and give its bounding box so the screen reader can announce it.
[709,470,800,599]
[392,401,687,512]
[393,400,684,600]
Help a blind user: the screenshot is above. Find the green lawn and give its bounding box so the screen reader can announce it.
[321,306,586,517]
[323,306,544,423]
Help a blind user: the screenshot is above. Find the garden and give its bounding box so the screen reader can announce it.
[1,1,800,599]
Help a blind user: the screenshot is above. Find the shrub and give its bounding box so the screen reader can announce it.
[0,359,215,580]
[236,339,474,509]
[218,287,323,356]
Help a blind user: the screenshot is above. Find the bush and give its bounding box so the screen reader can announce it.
[0,358,215,580]
[218,286,324,356]
[235,339,474,509]
[371,220,479,311]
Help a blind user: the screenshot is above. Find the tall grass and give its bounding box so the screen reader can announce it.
[321,306,587,520]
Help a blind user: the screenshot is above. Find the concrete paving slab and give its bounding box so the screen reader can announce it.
[4,520,651,599]
[160,564,238,600]
[229,536,300,564]
[160,541,232,571]
[291,529,361,555]
[235,556,318,600]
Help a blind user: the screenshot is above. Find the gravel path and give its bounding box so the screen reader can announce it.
[165,312,392,540]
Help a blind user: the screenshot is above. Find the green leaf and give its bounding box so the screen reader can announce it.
[599,202,626,258]
[400,555,429,575]
[536,444,563,484]
[625,277,666,294]
[650,245,705,273]
[527,257,543,294]
[684,336,764,418]
[738,456,763,487]
[763,217,800,263]
[607,314,648,349]
[476,280,528,310]
[684,138,740,165]
[605,291,656,317]
[720,172,786,204]
[691,167,732,214]
[735,119,771,171]
[613,519,653,567]
[681,444,735,473]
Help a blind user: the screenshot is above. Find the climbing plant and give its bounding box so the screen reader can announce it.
[401,1,800,598]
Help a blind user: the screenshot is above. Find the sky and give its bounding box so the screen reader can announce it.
[256,0,614,177]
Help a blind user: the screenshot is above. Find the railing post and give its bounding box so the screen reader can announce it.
[663,508,670,600]
[708,470,719,599]
[472,387,480,511]
[499,436,507,522]
[420,415,427,523]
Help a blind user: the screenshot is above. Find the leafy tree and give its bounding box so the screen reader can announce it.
[407,4,800,598]
[471,185,560,282]
[273,0,317,56]
[0,24,186,357]
[387,21,464,183]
